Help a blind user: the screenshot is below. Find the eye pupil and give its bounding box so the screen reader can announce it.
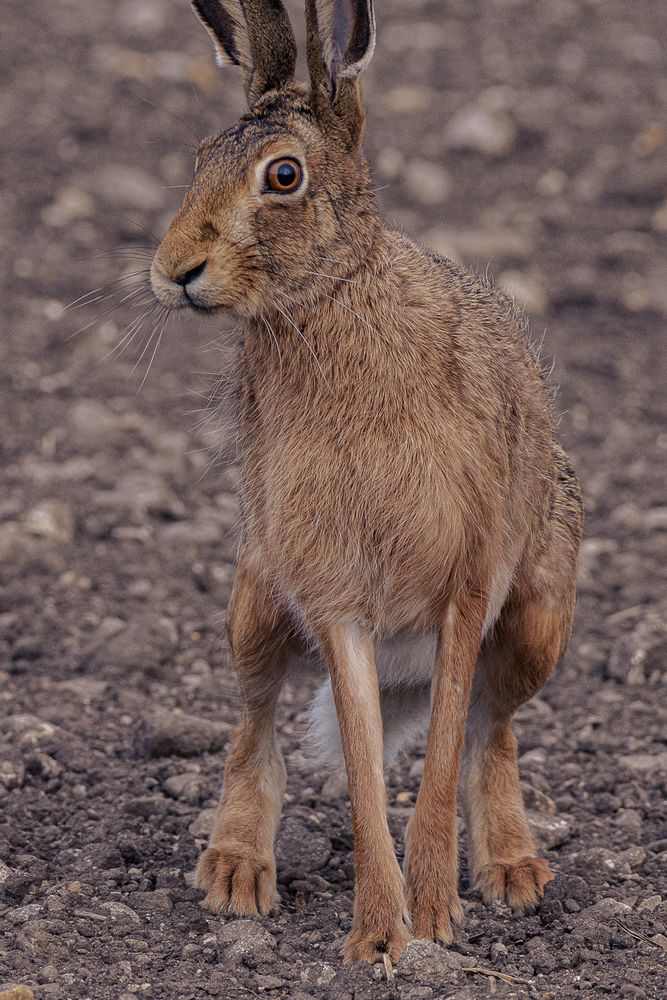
[277,162,296,186]
[266,158,303,193]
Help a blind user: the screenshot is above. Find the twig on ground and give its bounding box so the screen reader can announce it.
[462,965,534,986]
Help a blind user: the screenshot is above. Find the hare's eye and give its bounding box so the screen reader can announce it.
[265,158,303,194]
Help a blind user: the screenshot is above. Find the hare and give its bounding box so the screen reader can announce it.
[150,0,583,965]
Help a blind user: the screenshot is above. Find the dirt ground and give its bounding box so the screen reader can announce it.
[1,0,666,997]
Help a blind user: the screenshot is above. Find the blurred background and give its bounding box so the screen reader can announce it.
[1,1,666,998]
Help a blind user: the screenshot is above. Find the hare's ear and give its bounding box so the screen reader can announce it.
[191,0,297,105]
[306,0,375,141]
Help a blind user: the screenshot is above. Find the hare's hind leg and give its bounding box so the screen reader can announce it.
[461,461,582,910]
[195,553,291,916]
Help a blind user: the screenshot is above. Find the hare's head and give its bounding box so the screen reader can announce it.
[151,1,377,318]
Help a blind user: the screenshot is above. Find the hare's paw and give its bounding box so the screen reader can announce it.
[406,883,463,944]
[476,856,553,911]
[343,918,410,965]
[194,844,278,916]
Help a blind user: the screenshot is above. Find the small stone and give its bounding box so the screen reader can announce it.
[255,975,285,990]
[638,895,662,913]
[397,940,465,983]
[24,501,75,543]
[98,901,142,927]
[189,808,216,840]
[0,759,25,790]
[163,772,207,804]
[619,751,667,774]
[0,859,12,886]
[608,614,667,684]
[82,614,178,674]
[578,847,632,877]
[619,845,646,868]
[41,185,95,227]
[275,817,332,883]
[528,811,572,849]
[445,105,517,156]
[132,889,173,916]
[37,966,58,984]
[521,782,556,815]
[137,710,228,758]
[587,897,633,919]
[215,919,277,965]
[404,159,451,206]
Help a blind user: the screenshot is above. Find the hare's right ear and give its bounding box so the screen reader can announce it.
[191,0,297,106]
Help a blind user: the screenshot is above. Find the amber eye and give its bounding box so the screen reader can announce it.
[265,157,303,193]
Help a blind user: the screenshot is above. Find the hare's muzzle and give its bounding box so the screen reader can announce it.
[150,255,209,311]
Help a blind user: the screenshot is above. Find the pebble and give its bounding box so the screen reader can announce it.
[84,614,178,674]
[136,709,228,758]
[397,940,465,983]
[215,919,277,965]
[638,895,662,913]
[0,760,25,791]
[528,810,572,849]
[275,817,332,883]
[23,501,74,544]
[163,772,208,804]
[607,614,667,684]
[98,901,142,927]
[189,807,216,839]
[619,751,667,774]
[445,105,517,156]
[404,159,452,206]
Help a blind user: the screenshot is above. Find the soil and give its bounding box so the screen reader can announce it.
[1,0,666,998]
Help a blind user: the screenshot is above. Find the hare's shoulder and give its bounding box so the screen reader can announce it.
[389,229,523,328]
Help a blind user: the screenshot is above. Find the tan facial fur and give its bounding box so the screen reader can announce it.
[152,0,584,967]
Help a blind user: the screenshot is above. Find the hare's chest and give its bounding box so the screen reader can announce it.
[240,393,463,626]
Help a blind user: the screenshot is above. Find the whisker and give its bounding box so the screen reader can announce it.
[137,313,167,392]
[139,95,202,147]
[103,300,161,361]
[304,268,354,284]
[109,215,162,248]
[272,299,332,393]
[65,286,151,341]
[55,270,151,317]
[320,291,378,334]
[260,313,283,375]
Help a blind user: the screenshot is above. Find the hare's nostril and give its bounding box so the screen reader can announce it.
[174,260,207,286]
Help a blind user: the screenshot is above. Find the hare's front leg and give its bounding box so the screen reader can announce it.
[195,556,289,916]
[319,625,409,964]
[405,593,486,942]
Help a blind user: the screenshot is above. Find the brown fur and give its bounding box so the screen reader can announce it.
[150,0,583,965]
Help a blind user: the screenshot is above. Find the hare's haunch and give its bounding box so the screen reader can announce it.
[150,0,583,965]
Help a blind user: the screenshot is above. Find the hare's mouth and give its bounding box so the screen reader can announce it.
[150,260,217,312]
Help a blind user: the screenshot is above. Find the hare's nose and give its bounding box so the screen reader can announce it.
[173,260,207,286]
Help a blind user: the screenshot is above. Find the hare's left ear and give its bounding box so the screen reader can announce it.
[191,0,296,106]
[306,0,376,139]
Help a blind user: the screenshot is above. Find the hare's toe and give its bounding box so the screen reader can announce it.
[343,920,410,965]
[407,886,464,944]
[476,856,553,912]
[194,844,278,916]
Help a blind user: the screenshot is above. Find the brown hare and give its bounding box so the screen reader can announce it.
[150,0,583,965]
